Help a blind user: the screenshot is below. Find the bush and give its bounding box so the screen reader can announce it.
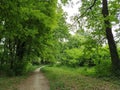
[95,60,112,77]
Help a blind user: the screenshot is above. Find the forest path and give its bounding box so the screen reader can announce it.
[17,67,50,90]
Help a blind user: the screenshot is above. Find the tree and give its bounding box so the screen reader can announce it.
[102,0,120,68]
[0,0,58,75]
[78,0,120,69]
[51,6,70,63]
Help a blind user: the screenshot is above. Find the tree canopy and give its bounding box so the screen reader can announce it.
[0,0,120,76]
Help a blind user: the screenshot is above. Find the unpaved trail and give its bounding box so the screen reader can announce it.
[17,67,50,90]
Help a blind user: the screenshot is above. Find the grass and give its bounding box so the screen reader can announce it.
[41,66,120,90]
[0,65,40,90]
[0,76,25,90]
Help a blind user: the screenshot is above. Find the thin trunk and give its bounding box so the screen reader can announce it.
[8,39,14,70]
[102,0,120,68]
[16,40,26,61]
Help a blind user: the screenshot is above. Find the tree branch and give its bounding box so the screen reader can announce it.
[72,0,97,27]
[80,0,97,17]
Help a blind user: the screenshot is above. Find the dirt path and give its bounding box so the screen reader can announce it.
[17,67,50,90]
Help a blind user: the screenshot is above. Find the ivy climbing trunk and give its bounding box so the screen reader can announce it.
[102,0,120,68]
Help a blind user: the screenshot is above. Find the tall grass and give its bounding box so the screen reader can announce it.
[41,66,120,90]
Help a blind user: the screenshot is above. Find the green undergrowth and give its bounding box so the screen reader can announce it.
[25,64,40,75]
[0,76,25,90]
[41,66,120,90]
[0,65,40,90]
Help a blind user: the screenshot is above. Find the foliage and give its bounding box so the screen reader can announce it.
[78,0,120,69]
[0,0,58,75]
[95,60,112,77]
[60,31,98,67]
[0,0,120,77]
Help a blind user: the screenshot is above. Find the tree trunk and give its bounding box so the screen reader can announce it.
[8,39,14,70]
[102,0,120,68]
[16,40,25,61]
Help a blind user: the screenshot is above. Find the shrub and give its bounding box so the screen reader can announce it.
[95,60,112,77]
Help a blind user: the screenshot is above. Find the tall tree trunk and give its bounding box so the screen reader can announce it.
[102,0,120,68]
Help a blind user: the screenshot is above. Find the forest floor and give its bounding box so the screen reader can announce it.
[16,67,50,90]
[1,66,120,90]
